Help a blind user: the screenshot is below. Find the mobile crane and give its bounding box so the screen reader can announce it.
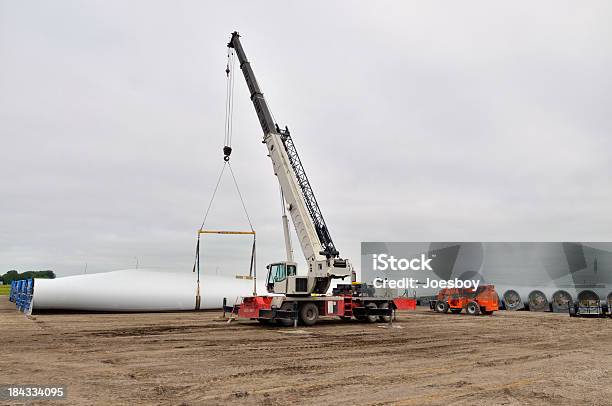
[226,32,396,326]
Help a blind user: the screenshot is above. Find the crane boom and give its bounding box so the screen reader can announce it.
[228,31,351,292]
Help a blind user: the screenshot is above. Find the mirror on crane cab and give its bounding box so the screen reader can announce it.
[265,261,297,293]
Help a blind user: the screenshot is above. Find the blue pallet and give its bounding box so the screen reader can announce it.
[13,279,34,313]
[9,281,16,302]
[15,280,23,309]
[16,280,23,310]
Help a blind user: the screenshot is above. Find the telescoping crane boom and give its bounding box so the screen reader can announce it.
[228,31,352,295]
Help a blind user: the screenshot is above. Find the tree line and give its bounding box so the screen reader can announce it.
[1,270,56,284]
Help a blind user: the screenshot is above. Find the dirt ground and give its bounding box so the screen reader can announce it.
[1,297,611,406]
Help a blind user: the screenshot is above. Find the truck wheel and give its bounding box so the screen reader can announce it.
[378,302,392,323]
[277,302,295,327]
[435,301,449,313]
[450,308,462,314]
[466,301,481,315]
[365,302,378,323]
[569,303,577,317]
[257,318,273,325]
[299,303,319,326]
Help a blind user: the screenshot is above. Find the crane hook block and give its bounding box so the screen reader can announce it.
[223,145,232,161]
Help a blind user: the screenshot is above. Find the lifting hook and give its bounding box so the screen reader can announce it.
[223,145,232,161]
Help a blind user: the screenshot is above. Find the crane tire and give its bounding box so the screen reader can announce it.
[299,303,319,326]
[378,302,392,323]
[276,302,295,327]
[365,302,378,323]
[257,318,273,325]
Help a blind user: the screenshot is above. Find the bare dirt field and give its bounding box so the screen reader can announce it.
[1,297,611,406]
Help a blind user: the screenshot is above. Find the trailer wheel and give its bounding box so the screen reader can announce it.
[378,302,392,323]
[299,303,319,326]
[466,301,481,315]
[276,302,295,327]
[569,303,577,317]
[435,301,449,313]
[257,318,273,325]
[365,302,378,323]
[450,308,462,314]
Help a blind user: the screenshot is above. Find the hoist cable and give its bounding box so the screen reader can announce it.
[224,51,230,148]
[228,50,236,147]
[223,49,236,151]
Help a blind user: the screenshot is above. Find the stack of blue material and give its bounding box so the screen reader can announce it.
[11,279,33,313]
[9,280,17,302]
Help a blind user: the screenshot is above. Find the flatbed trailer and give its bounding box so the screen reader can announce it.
[568,300,610,318]
[224,295,402,326]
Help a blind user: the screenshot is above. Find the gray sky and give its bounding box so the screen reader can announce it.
[1,1,611,278]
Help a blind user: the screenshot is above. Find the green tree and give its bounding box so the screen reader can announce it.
[2,270,19,284]
[1,270,56,284]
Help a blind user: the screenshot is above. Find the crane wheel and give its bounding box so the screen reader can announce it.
[365,302,378,323]
[299,303,319,326]
[277,302,295,327]
[378,302,392,323]
[257,318,273,325]
[435,301,449,313]
[466,301,481,315]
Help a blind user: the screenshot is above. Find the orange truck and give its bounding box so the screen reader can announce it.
[430,285,499,315]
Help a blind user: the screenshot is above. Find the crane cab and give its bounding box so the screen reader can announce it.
[266,261,312,295]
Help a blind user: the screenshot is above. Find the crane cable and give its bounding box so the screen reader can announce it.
[196,160,253,233]
[192,49,255,299]
[223,48,236,161]
[192,160,254,270]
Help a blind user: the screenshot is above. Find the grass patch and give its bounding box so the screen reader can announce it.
[0,285,10,296]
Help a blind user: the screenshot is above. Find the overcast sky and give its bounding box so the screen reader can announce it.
[1,1,611,278]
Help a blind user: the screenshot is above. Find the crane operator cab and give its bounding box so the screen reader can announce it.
[266,262,310,295]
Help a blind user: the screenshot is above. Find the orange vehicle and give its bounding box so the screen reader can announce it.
[430,285,499,315]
